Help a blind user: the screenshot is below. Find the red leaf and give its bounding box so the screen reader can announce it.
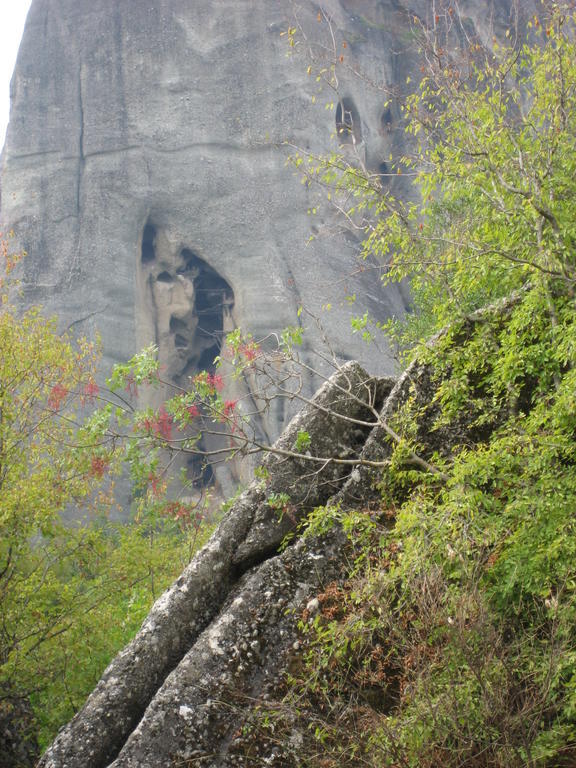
[48,383,68,411]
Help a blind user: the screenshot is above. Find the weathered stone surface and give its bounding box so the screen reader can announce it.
[1,0,531,494]
[232,367,395,568]
[37,361,381,768]
[33,348,485,766]
[0,0,410,440]
[37,290,532,767]
[108,532,347,768]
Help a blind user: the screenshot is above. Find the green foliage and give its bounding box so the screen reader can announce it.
[276,6,576,767]
[19,519,209,748]
[294,429,312,452]
[291,6,576,355]
[280,304,576,762]
[0,250,210,751]
[267,492,292,518]
[107,343,159,392]
[280,325,304,350]
[350,311,375,344]
[385,12,576,345]
[0,290,106,710]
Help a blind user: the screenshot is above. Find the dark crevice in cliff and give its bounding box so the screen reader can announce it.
[336,97,362,145]
[173,249,234,384]
[140,222,156,264]
[76,65,85,217]
[381,105,393,133]
[378,160,389,185]
[231,541,287,579]
[138,226,236,490]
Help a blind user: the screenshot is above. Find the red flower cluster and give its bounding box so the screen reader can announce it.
[221,399,239,432]
[82,378,99,404]
[124,374,138,398]
[48,382,68,411]
[155,405,173,440]
[191,371,224,393]
[187,403,200,419]
[163,501,204,531]
[239,342,259,362]
[142,405,173,441]
[148,472,163,498]
[208,372,224,392]
[89,455,109,479]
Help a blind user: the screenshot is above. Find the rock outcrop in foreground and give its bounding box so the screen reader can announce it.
[37,288,530,767]
[33,326,471,768]
[38,360,391,768]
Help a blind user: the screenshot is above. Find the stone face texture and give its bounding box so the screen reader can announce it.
[36,362,384,768]
[36,292,522,767]
[0,0,532,493]
[2,0,405,376]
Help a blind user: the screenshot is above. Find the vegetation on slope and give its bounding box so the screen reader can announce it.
[4,3,576,766]
[0,247,211,758]
[263,6,576,766]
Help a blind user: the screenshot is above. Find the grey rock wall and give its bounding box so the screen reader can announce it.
[1,0,407,373]
[0,0,531,495]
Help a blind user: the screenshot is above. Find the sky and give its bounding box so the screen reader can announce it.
[0,0,33,148]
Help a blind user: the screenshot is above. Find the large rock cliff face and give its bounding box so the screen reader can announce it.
[0,0,524,495]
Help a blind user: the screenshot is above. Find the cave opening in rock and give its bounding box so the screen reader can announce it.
[378,161,389,186]
[170,248,234,377]
[169,316,187,334]
[141,222,156,264]
[174,334,188,349]
[336,97,362,145]
[187,450,215,489]
[381,106,393,133]
[175,248,234,378]
[139,229,236,492]
[172,249,234,489]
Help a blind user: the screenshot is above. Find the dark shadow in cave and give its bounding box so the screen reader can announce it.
[174,249,235,489]
[170,316,188,333]
[336,97,362,145]
[141,222,156,264]
[381,106,393,133]
[378,161,389,186]
[140,228,237,492]
[196,345,220,374]
[176,249,234,377]
[187,453,215,489]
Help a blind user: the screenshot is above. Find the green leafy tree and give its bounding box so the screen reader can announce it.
[260,5,576,766]
[0,245,208,755]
